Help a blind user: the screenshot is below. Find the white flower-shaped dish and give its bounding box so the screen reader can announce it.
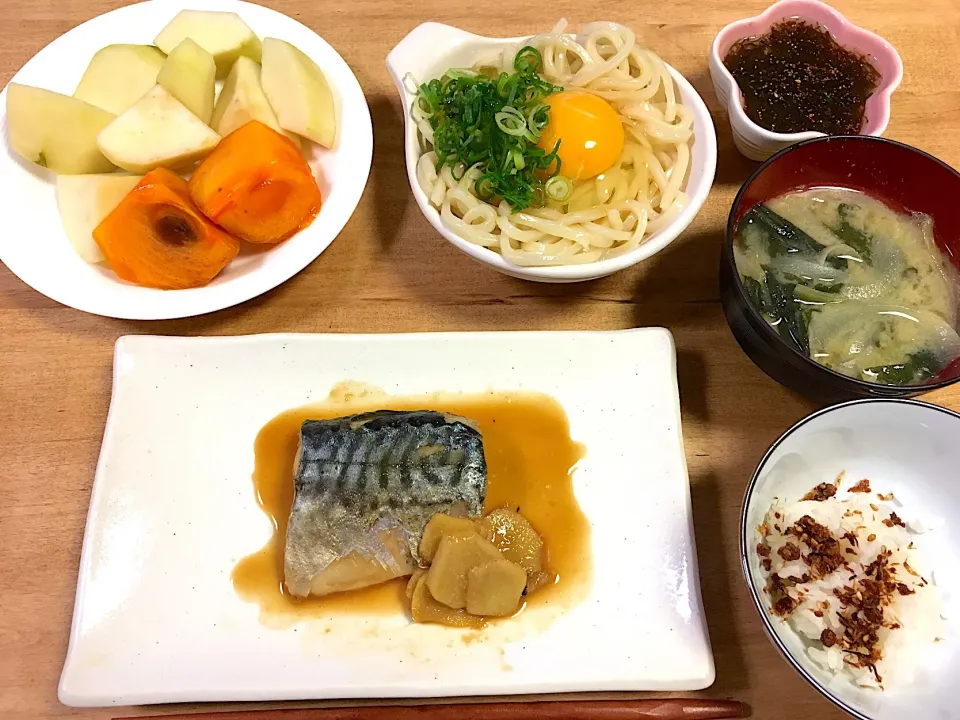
[710,0,903,161]
[386,23,717,283]
[0,0,372,320]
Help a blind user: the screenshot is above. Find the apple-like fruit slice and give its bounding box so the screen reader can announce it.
[97,85,221,173]
[73,44,165,115]
[56,174,143,263]
[260,38,336,148]
[155,10,261,78]
[211,56,299,148]
[157,38,216,124]
[5,83,116,174]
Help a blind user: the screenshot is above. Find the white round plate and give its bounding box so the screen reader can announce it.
[0,0,372,319]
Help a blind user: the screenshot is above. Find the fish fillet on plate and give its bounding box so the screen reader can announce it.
[284,410,488,597]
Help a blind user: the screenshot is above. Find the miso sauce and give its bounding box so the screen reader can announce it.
[723,19,881,135]
[232,387,590,624]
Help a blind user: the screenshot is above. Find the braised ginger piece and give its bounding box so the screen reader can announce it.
[189,120,321,244]
[93,168,239,289]
[419,514,479,563]
[405,568,427,600]
[426,535,503,609]
[466,559,527,616]
[409,509,550,626]
[479,507,544,575]
[408,569,480,628]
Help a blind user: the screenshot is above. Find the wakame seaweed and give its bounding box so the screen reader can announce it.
[741,276,769,316]
[764,268,811,353]
[745,205,847,270]
[835,204,873,262]
[864,349,941,385]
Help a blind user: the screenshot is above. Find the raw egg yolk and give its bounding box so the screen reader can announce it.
[537,90,625,181]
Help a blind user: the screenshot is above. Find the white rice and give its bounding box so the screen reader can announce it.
[757,476,944,689]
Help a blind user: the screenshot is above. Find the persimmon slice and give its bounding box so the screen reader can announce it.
[93,167,240,289]
[188,120,321,244]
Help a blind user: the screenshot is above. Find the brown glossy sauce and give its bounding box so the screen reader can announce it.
[232,388,590,625]
[723,19,881,135]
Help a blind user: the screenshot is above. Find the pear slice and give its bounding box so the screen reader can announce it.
[56,174,143,263]
[261,38,336,148]
[5,83,116,174]
[97,85,220,173]
[157,38,216,125]
[211,56,299,148]
[155,10,261,78]
[73,44,165,115]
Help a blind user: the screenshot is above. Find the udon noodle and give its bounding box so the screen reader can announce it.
[411,20,694,266]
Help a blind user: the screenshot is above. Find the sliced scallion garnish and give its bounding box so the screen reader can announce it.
[545,176,572,202]
[415,45,566,210]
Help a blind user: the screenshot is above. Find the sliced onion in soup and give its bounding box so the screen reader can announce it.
[808,301,960,384]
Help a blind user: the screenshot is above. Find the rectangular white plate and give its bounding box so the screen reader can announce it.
[59,329,715,707]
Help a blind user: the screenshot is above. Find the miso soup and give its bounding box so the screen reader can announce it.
[734,188,960,385]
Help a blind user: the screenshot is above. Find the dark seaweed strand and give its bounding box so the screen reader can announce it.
[834,203,874,262]
[722,19,881,135]
[764,268,811,353]
[747,204,846,270]
[864,349,943,386]
[736,204,841,355]
[741,276,769,315]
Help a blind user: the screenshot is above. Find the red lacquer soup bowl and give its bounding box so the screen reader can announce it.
[721,135,960,403]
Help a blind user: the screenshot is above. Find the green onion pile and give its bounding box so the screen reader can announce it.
[415,47,567,211]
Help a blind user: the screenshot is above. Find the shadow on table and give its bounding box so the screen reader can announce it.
[690,470,749,694]
[677,348,709,423]
[367,93,410,253]
[630,228,723,310]
[683,68,760,191]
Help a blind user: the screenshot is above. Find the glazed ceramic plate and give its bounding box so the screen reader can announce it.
[0,0,372,320]
[59,329,714,707]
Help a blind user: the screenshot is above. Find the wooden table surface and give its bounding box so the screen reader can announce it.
[3,0,960,718]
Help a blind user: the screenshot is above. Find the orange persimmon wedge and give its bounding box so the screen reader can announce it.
[93,168,241,290]
[188,120,321,244]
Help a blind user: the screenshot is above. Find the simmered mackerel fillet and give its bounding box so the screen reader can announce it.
[284,410,487,597]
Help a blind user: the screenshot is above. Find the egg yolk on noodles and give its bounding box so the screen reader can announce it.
[538,90,625,181]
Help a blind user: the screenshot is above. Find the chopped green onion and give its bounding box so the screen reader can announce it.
[495,106,528,136]
[545,176,572,202]
[415,94,435,117]
[526,103,550,136]
[444,68,479,80]
[514,46,543,73]
[414,46,564,210]
[476,174,497,202]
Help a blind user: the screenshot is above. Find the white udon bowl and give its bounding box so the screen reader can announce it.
[741,399,960,719]
[386,23,717,283]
